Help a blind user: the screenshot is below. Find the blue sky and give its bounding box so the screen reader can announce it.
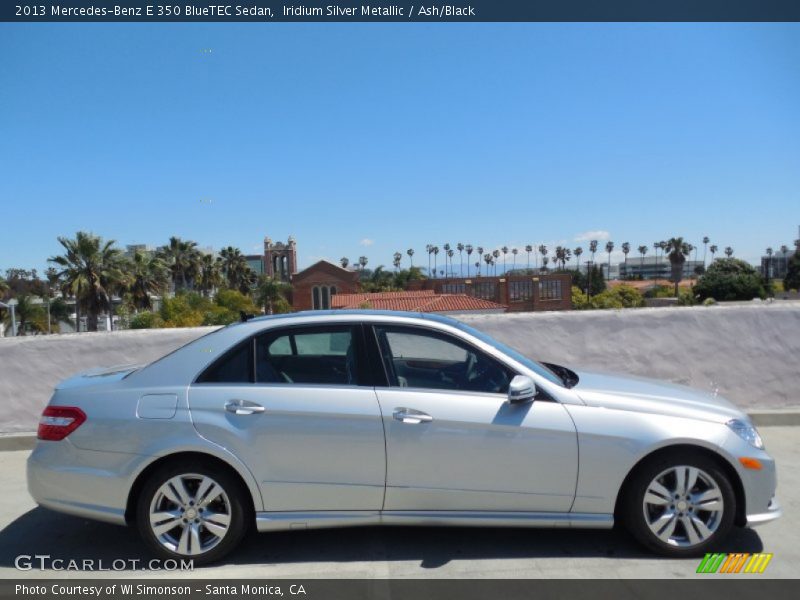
[1,23,798,274]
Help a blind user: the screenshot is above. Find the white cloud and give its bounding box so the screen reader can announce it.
[574,230,611,242]
[359,238,374,247]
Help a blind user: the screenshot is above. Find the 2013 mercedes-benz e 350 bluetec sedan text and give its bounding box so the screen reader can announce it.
[28,311,781,564]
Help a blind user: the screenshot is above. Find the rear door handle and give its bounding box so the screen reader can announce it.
[225,399,266,415]
[393,407,433,424]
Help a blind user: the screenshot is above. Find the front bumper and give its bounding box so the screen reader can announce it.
[747,496,782,527]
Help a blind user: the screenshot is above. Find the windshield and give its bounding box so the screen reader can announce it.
[449,320,564,387]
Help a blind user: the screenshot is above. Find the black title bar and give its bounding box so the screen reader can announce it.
[3,1,800,22]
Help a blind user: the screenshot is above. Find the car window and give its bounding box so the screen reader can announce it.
[195,340,253,384]
[375,326,512,394]
[256,326,358,385]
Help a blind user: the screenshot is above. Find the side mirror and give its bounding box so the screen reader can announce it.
[508,375,536,404]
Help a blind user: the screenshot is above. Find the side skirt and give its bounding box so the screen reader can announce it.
[255,510,613,532]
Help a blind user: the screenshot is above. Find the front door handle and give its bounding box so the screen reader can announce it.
[393,407,433,424]
[225,399,266,415]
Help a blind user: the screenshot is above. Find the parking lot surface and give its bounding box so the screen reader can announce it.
[0,427,797,579]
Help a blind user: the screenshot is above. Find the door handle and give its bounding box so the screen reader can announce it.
[225,399,266,415]
[393,407,433,424]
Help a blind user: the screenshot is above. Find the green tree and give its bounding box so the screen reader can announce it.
[256,275,292,315]
[219,246,255,294]
[694,258,767,301]
[784,248,800,291]
[2,294,47,335]
[664,236,691,296]
[127,251,170,310]
[158,237,202,292]
[48,231,127,332]
[197,254,223,297]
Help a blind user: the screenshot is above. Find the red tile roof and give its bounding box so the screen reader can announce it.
[331,290,506,313]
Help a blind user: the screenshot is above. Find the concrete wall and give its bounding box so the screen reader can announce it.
[1,303,798,434]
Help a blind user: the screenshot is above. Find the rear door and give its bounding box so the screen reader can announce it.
[189,323,387,512]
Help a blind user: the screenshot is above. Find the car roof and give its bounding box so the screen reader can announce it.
[236,309,459,327]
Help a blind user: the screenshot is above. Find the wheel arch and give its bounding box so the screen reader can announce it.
[125,451,258,525]
[613,443,747,527]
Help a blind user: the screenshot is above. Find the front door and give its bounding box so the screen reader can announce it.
[189,324,386,512]
[371,325,578,512]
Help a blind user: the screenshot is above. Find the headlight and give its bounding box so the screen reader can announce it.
[727,419,764,450]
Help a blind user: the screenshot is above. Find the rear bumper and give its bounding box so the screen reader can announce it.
[27,439,138,526]
[746,496,782,528]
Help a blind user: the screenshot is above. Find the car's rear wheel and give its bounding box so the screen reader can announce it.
[135,461,249,565]
[622,452,736,557]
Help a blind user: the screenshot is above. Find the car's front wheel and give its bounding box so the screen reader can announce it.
[135,461,249,565]
[622,452,736,557]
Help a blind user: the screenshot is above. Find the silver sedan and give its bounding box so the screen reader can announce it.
[27,311,781,564]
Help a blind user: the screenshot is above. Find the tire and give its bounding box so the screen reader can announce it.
[135,460,250,565]
[621,451,736,557]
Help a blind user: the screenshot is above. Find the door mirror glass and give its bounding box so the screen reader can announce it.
[508,375,536,404]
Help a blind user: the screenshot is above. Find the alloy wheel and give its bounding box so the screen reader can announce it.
[148,473,232,556]
[642,465,724,547]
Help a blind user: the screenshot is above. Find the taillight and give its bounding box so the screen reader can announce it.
[37,406,87,441]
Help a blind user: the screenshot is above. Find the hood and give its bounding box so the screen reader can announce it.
[55,364,145,391]
[572,369,746,424]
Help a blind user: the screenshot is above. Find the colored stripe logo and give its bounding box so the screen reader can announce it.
[696,553,773,574]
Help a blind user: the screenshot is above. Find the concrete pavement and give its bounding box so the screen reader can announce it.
[0,427,796,579]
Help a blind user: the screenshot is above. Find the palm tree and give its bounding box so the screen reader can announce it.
[621,242,630,279]
[406,248,414,268]
[664,237,691,296]
[432,246,439,278]
[553,246,563,270]
[538,244,548,273]
[443,244,451,277]
[476,247,484,276]
[457,243,465,277]
[492,249,500,276]
[637,245,648,279]
[483,253,493,276]
[219,246,253,293]
[358,256,369,271]
[197,254,223,298]
[652,241,662,282]
[605,241,614,281]
[340,257,349,269]
[256,275,291,315]
[511,248,519,272]
[128,251,170,310]
[724,246,733,258]
[48,231,126,332]
[465,244,473,277]
[474,261,480,276]
[542,256,550,272]
[447,249,455,278]
[525,244,533,270]
[425,244,433,277]
[709,244,718,263]
[501,246,509,274]
[2,294,46,335]
[393,252,402,271]
[574,247,583,272]
[158,236,201,292]
[702,236,710,269]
